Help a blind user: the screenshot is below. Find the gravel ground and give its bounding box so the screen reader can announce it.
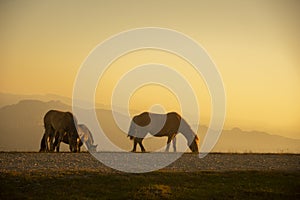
[0,152,299,174]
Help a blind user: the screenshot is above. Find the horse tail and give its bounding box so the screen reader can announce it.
[39,134,46,152]
[128,120,136,140]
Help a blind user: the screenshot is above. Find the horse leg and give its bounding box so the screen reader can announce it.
[45,127,55,152]
[56,130,64,153]
[136,130,147,152]
[137,138,146,152]
[131,139,137,152]
[77,143,81,152]
[76,137,81,152]
[172,136,177,152]
[139,142,146,152]
[39,134,46,152]
[85,138,91,150]
[67,133,73,152]
[54,133,59,152]
[69,143,73,152]
[44,127,50,152]
[49,134,55,152]
[165,136,172,152]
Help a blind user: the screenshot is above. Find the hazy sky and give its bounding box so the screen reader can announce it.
[1,0,299,139]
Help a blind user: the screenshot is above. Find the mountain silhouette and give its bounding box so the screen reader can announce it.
[0,100,71,151]
[0,92,107,109]
[0,99,299,153]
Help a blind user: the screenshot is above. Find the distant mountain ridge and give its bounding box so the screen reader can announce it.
[0,100,71,151]
[213,128,300,153]
[0,98,299,153]
[0,92,106,109]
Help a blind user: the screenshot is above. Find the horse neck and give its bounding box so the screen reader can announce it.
[179,120,196,143]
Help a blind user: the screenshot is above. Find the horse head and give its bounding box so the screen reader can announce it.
[189,135,199,153]
[87,144,98,152]
[68,131,80,152]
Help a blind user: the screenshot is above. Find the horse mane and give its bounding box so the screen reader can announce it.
[178,117,198,142]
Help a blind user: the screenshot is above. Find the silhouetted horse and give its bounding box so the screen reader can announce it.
[76,124,98,152]
[40,110,79,152]
[128,112,199,153]
[39,124,98,152]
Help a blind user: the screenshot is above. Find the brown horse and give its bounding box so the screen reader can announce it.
[39,124,98,152]
[128,112,199,153]
[41,110,79,152]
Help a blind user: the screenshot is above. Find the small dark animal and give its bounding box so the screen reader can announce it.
[40,110,79,152]
[128,112,199,153]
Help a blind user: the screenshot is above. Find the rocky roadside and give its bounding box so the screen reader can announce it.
[0,152,299,174]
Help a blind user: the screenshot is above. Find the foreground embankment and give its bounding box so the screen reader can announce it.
[0,152,299,199]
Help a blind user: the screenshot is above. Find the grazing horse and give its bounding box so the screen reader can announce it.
[39,124,98,152]
[128,112,199,153]
[39,133,78,152]
[41,110,79,152]
[76,124,98,152]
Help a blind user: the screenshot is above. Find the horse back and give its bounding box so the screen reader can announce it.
[156,112,181,136]
[44,110,76,132]
[132,112,182,136]
[133,112,151,127]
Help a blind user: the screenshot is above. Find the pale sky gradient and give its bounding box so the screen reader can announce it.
[0,0,299,139]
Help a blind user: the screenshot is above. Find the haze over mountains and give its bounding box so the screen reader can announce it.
[0,93,299,153]
[0,92,106,109]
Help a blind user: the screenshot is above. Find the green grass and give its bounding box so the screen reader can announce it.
[0,170,299,200]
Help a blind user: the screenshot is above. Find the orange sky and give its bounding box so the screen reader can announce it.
[0,0,299,139]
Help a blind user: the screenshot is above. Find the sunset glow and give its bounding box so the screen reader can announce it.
[1,0,299,139]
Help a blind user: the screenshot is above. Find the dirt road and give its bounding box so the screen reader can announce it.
[1,152,299,173]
